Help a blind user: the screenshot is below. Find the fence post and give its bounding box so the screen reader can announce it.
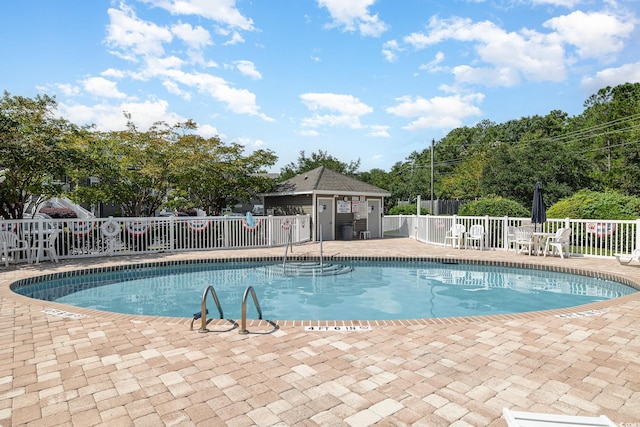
[503,216,509,250]
[484,215,489,249]
[636,219,640,252]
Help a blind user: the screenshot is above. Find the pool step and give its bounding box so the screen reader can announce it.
[256,262,353,277]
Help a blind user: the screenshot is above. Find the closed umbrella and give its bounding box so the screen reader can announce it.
[531,182,546,232]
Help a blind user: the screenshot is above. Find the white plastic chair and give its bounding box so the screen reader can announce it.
[543,227,571,258]
[31,231,60,264]
[465,224,485,250]
[505,225,517,251]
[0,231,31,266]
[444,224,466,249]
[615,249,640,265]
[514,227,534,255]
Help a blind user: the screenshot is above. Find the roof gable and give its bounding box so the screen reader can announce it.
[266,166,390,196]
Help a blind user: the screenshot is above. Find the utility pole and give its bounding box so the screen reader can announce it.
[430,139,434,210]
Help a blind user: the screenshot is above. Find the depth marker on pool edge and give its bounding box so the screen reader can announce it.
[304,325,372,332]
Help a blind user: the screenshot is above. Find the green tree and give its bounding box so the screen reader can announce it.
[572,83,640,195]
[279,149,360,180]
[70,116,186,217]
[479,111,589,206]
[0,92,78,219]
[173,134,277,215]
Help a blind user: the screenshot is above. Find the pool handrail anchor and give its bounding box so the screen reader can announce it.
[193,285,224,333]
[239,286,263,335]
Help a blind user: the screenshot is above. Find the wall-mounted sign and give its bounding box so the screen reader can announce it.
[352,200,360,213]
[337,200,351,213]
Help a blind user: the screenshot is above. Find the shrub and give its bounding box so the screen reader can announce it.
[38,207,77,218]
[547,190,640,220]
[388,204,430,215]
[458,196,528,217]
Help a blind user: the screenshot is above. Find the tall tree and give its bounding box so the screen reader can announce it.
[0,92,77,219]
[70,116,186,217]
[173,134,277,215]
[279,149,360,180]
[574,83,640,195]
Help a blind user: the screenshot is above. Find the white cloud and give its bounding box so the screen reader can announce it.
[82,77,127,99]
[544,10,635,60]
[166,70,272,120]
[419,52,446,73]
[197,123,224,139]
[223,31,245,45]
[299,129,320,137]
[452,65,522,87]
[235,60,262,80]
[531,0,582,7]
[58,99,186,131]
[382,39,401,62]
[368,125,390,137]
[403,16,567,85]
[581,61,640,91]
[171,22,212,50]
[105,5,173,61]
[386,93,484,131]
[317,0,388,37]
[300,93,373,130]
[101,68,126,78]
[141,0,255,31]
[55,83,81,97]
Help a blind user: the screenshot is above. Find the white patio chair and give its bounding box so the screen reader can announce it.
[514,227,535,255]
[31,231,60,264]
[505,225,517,251]
[444,224,466,249]
[614,249,640,265]
[0,231,31,266]
[543,227,571,258]
[465,224,485,250]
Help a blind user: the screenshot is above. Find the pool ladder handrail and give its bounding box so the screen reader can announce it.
[194,285,224,333]
[239,286,263,335]
[282,227,292,270]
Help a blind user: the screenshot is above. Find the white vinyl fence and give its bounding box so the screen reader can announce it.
[383,214,640,258]
[1,215,311,265]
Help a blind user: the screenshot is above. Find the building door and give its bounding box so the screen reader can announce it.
[317,197,334,241]
[367,199,381,238]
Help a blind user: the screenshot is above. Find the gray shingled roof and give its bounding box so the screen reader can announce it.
[262,166,390,196]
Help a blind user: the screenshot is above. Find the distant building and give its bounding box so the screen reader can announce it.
[260,166,390,241]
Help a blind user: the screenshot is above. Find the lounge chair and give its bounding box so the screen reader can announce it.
[465,224,485,250]
[543,227,572,258]
[614,249,640,265]
[503,408,616,427]
[444,224,465,249]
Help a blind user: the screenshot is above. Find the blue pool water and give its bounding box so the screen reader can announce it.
[14,261,636,320]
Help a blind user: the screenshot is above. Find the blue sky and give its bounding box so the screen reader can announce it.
[1,0,639,173]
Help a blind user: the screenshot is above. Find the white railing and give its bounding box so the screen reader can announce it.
[383,214,640,258]
[1,215,311,264]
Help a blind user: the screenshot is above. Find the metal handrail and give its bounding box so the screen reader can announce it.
[239,286,263,335]
[282,227,292,270]
[194,285,224,333]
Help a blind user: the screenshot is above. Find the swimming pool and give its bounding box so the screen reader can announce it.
[12,259,637,320]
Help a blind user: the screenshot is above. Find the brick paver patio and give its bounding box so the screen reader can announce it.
[1,238,639,426]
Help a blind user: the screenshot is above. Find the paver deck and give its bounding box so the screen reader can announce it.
[1,238,639,426]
